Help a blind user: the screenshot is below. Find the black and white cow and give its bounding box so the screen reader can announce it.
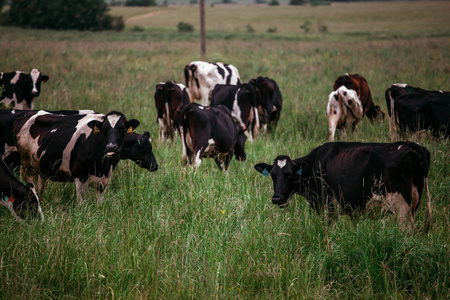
[184,61,241,106]
[0,69,49,110]
[326,86,363,141]
[120,131,158,171]
[1,157,43,222]
[385,83,450,136]
[175,102,247,170]
[395,93,450,138]
[248,76,282,133]
[13,111,139,203]
[154,81,190,141]
[255,142,432,230]
[210,83,260,142]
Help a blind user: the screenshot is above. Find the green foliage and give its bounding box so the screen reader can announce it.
[269,0,279,6]
[177,21,194,32]
[125,0,156,6]
[267,26,277,33]
[300,20,311,33]
[6,0,123,31]
[290,0,304,5]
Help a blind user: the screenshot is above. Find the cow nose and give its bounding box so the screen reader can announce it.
[272,196,282,204]
[150,164,158,172]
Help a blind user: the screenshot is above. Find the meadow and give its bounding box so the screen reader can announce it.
[0,1,449,298]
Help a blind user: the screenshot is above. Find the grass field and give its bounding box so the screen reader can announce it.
[0,1,449,298]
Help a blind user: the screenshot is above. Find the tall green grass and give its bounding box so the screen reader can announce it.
[0,2,449,298]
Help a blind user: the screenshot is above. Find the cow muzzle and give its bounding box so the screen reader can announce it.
[105,144,119,156]
[272,196,288,208]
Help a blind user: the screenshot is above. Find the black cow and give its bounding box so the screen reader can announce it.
[13,111,139,203]
[1,157,43,222]
[255,142,432,230]
[333,73,384,122]
[121,131,158,171]
[211,83,259,142]
[175,103,247,170]
[248,76,282,133]
[385,83,450,135]
[0,69,49,110]
[395,93,450,138]
[154,81,190,141]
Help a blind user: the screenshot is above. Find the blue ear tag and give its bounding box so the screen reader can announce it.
[297,167,303,175]
[262,168,269,176]
[3,196,8,202]
[138,140,141,146]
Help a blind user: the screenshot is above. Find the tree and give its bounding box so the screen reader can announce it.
[125,0,156,6]
[6,0,123,31]
[289,0,304,5]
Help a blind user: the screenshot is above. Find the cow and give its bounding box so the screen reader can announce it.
[154,81,190,141]
[120,131,158,171]
[395,93,450,138]
[1,157,43,222]
[248,76,282,133]
[184,61,241,106]
[175,103,247,171]
[0,69,49,110]
[326,86,363,141]
[210,83,259,142]
[333,73,384,122]
[385,83,450,136]
[13,111,140,204]
[254,141,432,230]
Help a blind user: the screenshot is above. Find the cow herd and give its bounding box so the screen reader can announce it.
[1,63,449,231]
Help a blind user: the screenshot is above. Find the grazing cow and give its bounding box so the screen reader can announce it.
[248,76,282,133]
[1,157,43,222]
[176,103,247,170]
[154,81,190,141]
[255,141,432,230]
[120,131,158,171]
[184,61,241,106]
[326,86,363,141]
[210,83,259,142]
[14,111,139,203]
[0,109,95,171]
[0,69,49,110]
[385,83,450,135]
[395,93,450,138]
[333,73,384,122]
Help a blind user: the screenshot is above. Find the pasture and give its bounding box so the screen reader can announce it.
[1,1,449,298]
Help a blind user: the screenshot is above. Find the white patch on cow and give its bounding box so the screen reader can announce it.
[10,71,22,84]
[78,110,96,115]
[30,68,40,94]
[199,106,204,110]
[106,114,121,128]
[51,128,57,133]
[180,126,188,165]
[231,88,245,127]
[11,110,16,114]
[60,114,104,174]
[277,159,287,169]
[0,200,25,223]
[393,83,408,88]
[194,150,202,168]
[397,145,403,150]
[158,118,166,141]
[29,185,44,221]
[204,138,215,153]
[0,72,3,80]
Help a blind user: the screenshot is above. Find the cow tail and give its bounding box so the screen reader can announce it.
[423,177,432,233]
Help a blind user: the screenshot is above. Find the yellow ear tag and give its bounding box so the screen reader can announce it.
[93,125,100,134]
[127,126,133,134]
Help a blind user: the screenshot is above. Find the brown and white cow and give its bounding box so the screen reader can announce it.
[210,83,260,142]
[184,61,241,106]
[0,69,49,110]
[333,73,384,122]
[175,103,247,171]
[255,141,432,231]
[326,86,363,141]
[14,111,139,204]
[154,81,190,141]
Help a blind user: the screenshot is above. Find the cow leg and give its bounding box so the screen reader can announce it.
[200,87,210,106]
[37,175,47,196]
[252,107,260,139]
[158,118,166,142]
[327,114,338,142]
[74,178,88,204]
[179,125,190,165]
[367,193,414,230]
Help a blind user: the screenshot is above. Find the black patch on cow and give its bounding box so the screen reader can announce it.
[213,63,226,80]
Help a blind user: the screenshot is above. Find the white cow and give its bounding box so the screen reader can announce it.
[326,86,363,141]
[184,61,241,106]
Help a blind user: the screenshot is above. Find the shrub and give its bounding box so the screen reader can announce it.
[290,0,304,5]
[246,24,255,33]
[300,20,311,33]
[267,26,277,33]
[6,0,122,31]
[268,0,279,6]
[125,0,156,6]
[177,22,194,33]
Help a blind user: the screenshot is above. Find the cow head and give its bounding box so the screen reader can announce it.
[122,131,158,172]
[3,183,44,221]
[255,155,305,207]
[16,69,49,108]
[87,111,140,158]
[234,124,247,161]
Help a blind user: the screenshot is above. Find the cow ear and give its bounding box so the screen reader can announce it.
[41,75,49,82]
[255,163,272,176]
[87,120,103,134]
[125,119,140,133]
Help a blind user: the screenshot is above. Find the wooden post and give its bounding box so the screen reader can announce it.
[200,0,206,59]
